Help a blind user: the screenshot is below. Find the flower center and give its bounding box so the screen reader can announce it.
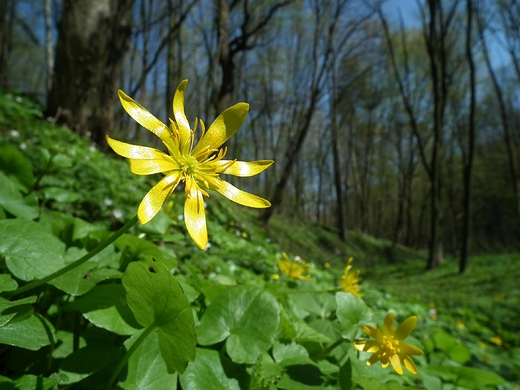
[382,336,399,355]
[181,155,199,177]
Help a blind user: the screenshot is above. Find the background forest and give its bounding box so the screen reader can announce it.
[3,0,520,271]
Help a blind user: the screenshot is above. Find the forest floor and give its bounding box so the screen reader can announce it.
[1,90,519,388]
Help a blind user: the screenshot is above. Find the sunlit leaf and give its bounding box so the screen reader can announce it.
[179,348,240,390]
[122,258,196,373]
[197,285,280,364]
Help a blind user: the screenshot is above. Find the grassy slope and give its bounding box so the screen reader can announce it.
[2,91,519,375]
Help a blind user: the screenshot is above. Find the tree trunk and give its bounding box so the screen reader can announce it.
[46,0,134,149]
[0,0,11,89]
[460,0,476,273]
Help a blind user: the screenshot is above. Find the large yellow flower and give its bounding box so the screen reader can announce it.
[355,312,424,375]
[340,257,362,297]
[276,253,311,280]
[107,80,273,249]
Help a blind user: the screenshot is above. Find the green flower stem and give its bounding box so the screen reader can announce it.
[106,323,157,389]
[4,215,139,298]
[311,337,346,361]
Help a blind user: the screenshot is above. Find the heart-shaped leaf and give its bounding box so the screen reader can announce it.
[197,285,280,364]
[122,258,196,373]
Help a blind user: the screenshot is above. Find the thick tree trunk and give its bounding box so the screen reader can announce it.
[46,0,134,149]
[0,0,11,89]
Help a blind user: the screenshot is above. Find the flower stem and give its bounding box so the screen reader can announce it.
[311,337,346,361]
[106,324,157,389]
[4,215,139,298]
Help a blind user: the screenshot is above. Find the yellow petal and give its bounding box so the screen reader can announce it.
[107,136,165,159]
[138,173,181,224]
[394,316,417,341]
[172,80,192,145]
[403,356,419,374]
[363,325,384,344]
[367,349,383,366]
[129,158,178,175]
[192,102,249,155]
[206,177,270,208]
[390,354,404,375]
[211,160,274,177]
[384,312,395,336]
[184,178,208,249]
[399,342,424,356]
[118,90,170,142]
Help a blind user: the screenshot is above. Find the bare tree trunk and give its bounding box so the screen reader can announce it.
[47,0,135,149]
[460,0,476,273]
[329,49,348,242]
[477,5,520,222]
[44,0,53,94]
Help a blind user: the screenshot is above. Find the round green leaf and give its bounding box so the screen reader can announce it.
[335,292,370,339]
[179,348,240,390]
[122,259,196,374]
[0,220,66,281]
[64,284,141,336]
[50,247,122,296]
[197,285,280,364]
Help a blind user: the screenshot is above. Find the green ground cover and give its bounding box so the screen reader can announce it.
[0,91,518,389]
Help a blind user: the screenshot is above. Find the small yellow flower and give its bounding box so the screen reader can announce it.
[456,321,465,330]
[276,252,311,280]
[107,80,273,249]
[490,336,503,346]
[340,257,363,297]
[270,274,280,281]
[355,312,424,375]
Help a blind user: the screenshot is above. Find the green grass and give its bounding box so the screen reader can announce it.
[2,90,519,388]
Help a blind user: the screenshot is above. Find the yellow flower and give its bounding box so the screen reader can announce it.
[340,257,363,297]
[107,80,273,249]
[355,312,424,375]
[276,252,311,280]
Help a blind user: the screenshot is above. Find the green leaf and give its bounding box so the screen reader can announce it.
[0,172,39,220]
[137,210,172,235]
[64,284,141,336]
[357,378,421,389]
[0,274,18,293]
[119,329,176,389]
[335,292,370,339]
[0,296,36,327]
[197,285,280,364]
[433,330,471,364]
[13,375,56,390]
[0,143,35,189]
[279,308,332,344]
[276,364,324,389]
[424,366,505,389]
[0,219,66,281]
[0,314,56,350]
[60,344,123,384]
[122,258,196,374]
[42,186,81,203]
[179,348,241,390]
[49,247,121,296]
[338,358,353,390]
